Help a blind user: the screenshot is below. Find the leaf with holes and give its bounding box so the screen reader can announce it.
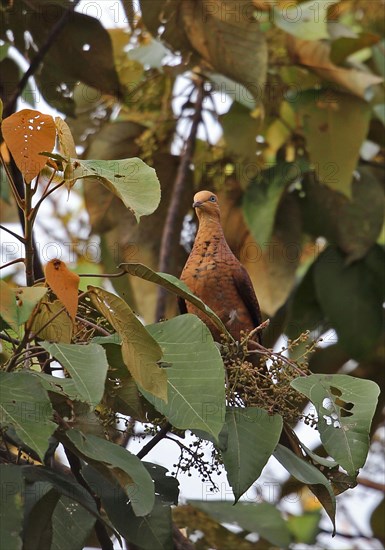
[291,374,380,475]
[1,109,56,182]
[64,158,160,222]
[0,281,47,332]
[44,259,80,321]
[0,372,56,460]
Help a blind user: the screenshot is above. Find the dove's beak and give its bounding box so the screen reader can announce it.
[192,200,202,208]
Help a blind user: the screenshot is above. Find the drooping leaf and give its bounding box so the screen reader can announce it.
[274,0,339,40]
[120,262,231,340]
[44,259,80,321]
[0,372,56,460]
[291,374,380,475]
[0,465,24,550]
[40,342,109,407]
[30,298,73,343]
[23,488,59,550]
[292,91,371,197]
[82,464,173,550]
[67,429,155,517]
[243,161,307,247]
[88,286,167,401]
[142,314,226,442]
[219,407,283,502]
[287,37,383,99]
[0,281,47,332]
[64,157,160,221]
[313,245,383,358]
[189,500,292,548]
[274,444,336,531]
[1,109,56,182]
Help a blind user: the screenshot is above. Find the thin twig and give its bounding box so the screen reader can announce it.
[3,1,82,117]
[357,477,385,492]
[0,224,25,243]
[75,316,111,336]
[0,258,25,270]
[0,333,20,346]
[155,79,205,321]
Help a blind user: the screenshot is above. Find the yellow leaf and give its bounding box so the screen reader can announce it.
[1,109,56,183]
[44,259,80,321]
[55,117,77,160]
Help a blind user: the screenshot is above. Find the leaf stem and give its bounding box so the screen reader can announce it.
[24,181,35,286]
[0,257,25,271]
[0,224,25,243]
[136,422,172,459]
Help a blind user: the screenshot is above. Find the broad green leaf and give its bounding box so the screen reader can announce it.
[0,282,47,332]
[274,0,338,41]
[314,246,383,358]
[0,372,55,460]
[220,101,260,169]
[274,444,336,530]
[243,161,306,247]
[67,429,155,517]
[219,407,283,502]
[40,342,108,407]
[120,263,231,340]
[64,157,160,221]
[0,465,24,550]
[51,497,96,550]
[143,314,226,442]
[292,91,371,197]
[189,500,291,548]
[88,286,167,401]
[21,466,101,522]
[82,465,173,550]
[23,488,59,550]
[291,374,380,475]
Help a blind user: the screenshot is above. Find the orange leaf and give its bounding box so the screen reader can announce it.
[2,109,56,183]
[44,259,80,321]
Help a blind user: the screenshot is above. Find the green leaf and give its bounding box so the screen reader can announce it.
[314,245,383,358]
[0,282,47,332]
[292,91,371,197]
[287,511,321,545]
[40,342,108,407]
[274,0,338,40]
[219,407,282,502]
[120,262,231,340]
[0,372,55,460]
[291,374,380,475]
[243,161,306,247]
[88,286,167,401]
[82,465,173,550]
[51,497,96,550]
[274,444,336,530]
[64,157,160,221]
[300,168,385,262]
[220,101,260,167]
[67,429,155,517]
[189,500,292,548]
[143,314,226,442]
[0,465,23,550]
[23,488,59,550]
[30,299,72,343]
[285,262,325,339]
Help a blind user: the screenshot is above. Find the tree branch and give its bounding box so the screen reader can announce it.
[136,422,172,459]
[155,79,204,321]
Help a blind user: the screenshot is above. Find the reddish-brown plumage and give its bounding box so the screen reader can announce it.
[180,190,262,344]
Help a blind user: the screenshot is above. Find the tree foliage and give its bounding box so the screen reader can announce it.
[0,1,384,548]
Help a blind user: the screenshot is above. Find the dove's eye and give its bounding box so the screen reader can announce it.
[209,195,216,202]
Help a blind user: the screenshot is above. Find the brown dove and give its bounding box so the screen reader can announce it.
[179,190,262,347]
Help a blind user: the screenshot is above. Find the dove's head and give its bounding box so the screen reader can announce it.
[192,190,220,221]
